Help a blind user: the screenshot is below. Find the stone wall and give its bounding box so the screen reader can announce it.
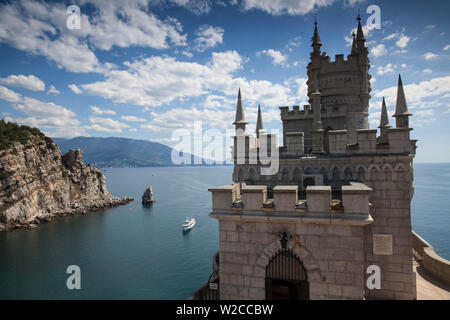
[362,158,416,300]
[218,220,367,300]
[413,231,450,286]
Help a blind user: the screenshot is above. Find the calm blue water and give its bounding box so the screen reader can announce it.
[0,164,448,299]
[411,163,450,261]
[0,166,232,299]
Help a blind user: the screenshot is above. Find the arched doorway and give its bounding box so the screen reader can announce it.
[265,249,309,300]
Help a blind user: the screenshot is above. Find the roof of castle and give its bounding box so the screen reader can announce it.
[356,14,365,42]
[312,20,322,47]
[256,104,264,132]
[379,97,391,128]
[233,88,248,124]
[394,74,413,117]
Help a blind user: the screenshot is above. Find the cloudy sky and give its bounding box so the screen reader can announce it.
[0,0,449,162]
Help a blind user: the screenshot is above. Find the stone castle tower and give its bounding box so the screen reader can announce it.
[207,17,417,300]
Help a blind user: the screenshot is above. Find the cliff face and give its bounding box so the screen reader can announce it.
[0,124,132,231]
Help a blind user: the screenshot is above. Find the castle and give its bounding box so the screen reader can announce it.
[206,17,417,300]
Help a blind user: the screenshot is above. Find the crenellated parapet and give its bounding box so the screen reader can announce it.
[280,104,347,121]
[328,127,416,155]
[209,182,373,225]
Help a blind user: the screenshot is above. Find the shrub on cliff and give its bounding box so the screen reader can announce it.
[0,119,54,151]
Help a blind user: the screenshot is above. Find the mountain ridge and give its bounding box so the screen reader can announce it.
[52,136,214,168]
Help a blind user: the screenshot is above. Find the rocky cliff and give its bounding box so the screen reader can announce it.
[0,121,132,231]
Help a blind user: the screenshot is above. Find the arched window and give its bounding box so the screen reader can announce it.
[344,167,353,181]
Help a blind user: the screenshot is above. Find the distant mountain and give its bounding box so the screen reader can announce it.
[53,136,176,168]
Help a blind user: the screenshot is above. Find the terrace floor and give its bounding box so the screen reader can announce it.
[415,260,450,300]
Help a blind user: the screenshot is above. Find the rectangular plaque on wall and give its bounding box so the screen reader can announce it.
[373,234,393,255]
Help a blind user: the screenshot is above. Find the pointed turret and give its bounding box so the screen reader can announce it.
[351,31,358,55]
[378,97,391,144]
[379,97,391,128]
[356,14,365,43]
[311,19,322,53]
[393,74,412,128]
[233,88,247,133]
[256,104,264,137]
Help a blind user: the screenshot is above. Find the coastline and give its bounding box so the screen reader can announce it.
[0,196,133,232]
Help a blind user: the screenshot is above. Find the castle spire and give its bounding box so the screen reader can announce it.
[351,31,358,55]
[311,19,322,53]
[379,97,390,128]
[233,88,247,133]
[356,13,365,43]
[393,74,412,128]
[256,104,264,137]
[378,97,391,144]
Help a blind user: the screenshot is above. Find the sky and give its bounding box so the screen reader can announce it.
[0,0,449,163]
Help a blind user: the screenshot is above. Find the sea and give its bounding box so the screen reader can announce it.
[0,163,448,299]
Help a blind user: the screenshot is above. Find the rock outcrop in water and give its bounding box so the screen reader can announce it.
[0,120,133,231]
[142,186,155,205]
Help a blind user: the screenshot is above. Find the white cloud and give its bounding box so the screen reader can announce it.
[194,25,224,52]
[423,68,432,74]
[203,94,234,109]
[181,50,193,58]
[5,96,84,137]
[75,49,307,117]
[0,85,21,102]
[0,1,187,73]
[141,102,282,135]
[88,117,130,133]
[0,74,45,91]
[78,51,242,107]
[170,0,212,15]
[371,44,387,57]
[82,1,187,51]
[396,35,410,49]
[383,32,399,41]
[257,49,288,66]
[90,106,116,115]
[376,63,395,75]
[142,106,234,132]
[47,85,60,95]
[241,0,335,15]
[13,97,75,119]
[424,52,438,60]
[444,44,450,51]
[121,115,146,122]
[374,76,450,111]
[68,84,82,94]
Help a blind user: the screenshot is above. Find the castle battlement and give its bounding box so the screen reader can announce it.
[317,54,359,74]
[280,104,347,120]
[328,127,416,155]
[233,125,415,162]
[209,182,373,223]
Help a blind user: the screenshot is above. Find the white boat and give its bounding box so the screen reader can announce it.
[182,217,196,231]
